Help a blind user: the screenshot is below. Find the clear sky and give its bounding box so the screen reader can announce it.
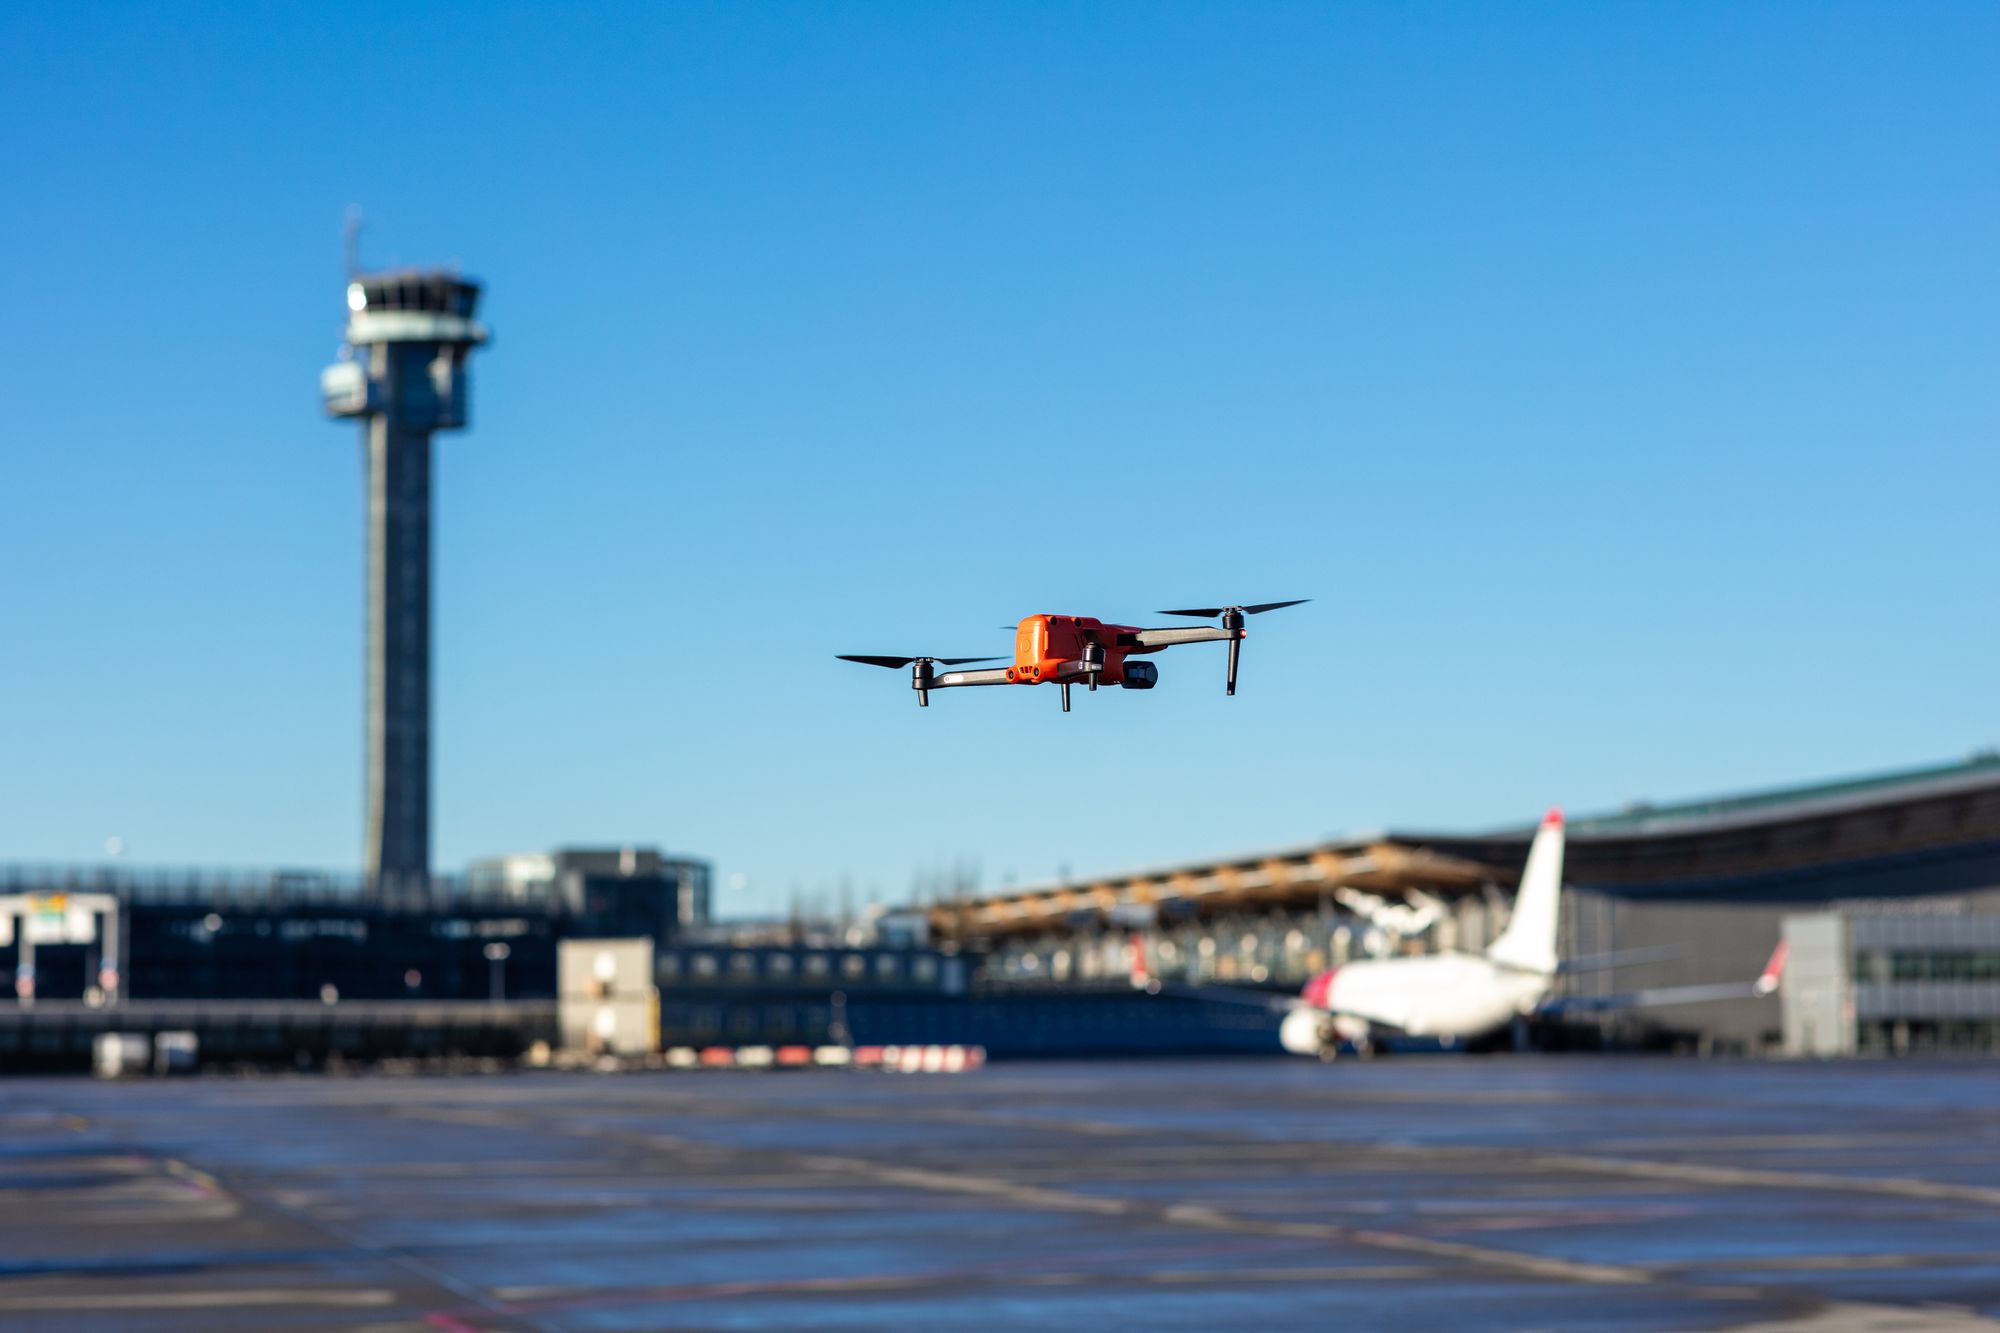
[3,4,1995,916]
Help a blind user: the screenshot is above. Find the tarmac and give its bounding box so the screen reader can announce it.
[1,1058,1997,1331]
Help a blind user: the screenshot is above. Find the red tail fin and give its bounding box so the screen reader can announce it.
[1755,940,1789,996]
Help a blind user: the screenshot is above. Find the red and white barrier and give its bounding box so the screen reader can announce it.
[880,1044,985,1073]
[657,1044,983,1072]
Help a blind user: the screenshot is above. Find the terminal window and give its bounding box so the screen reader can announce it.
[1864,950,2000,983]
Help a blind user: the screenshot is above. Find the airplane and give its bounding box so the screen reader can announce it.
[839,600,1308,711]
[1334,885,1448,947]
[1268,809,1788,1058]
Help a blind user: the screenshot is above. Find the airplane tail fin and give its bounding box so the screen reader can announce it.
[1754,939,1788,996]
[1486,808,1565,976]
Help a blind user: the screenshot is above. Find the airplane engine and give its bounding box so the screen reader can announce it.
[1331,1014,1373,1044]
[1120,661,1159,690]
[1280,1006,1329,1056]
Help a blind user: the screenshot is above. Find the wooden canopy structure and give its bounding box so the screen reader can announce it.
[928,839,1502,944]
[929,754,2000,944]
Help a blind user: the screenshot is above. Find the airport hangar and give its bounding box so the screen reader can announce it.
[929,754,2000,1055]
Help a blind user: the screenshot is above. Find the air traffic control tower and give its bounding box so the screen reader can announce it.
[321,271,489,890]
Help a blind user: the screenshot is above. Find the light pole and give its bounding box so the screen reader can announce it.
[484,942,511,1002]
[829,989,849,1048]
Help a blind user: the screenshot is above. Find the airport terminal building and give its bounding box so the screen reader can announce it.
[936,753,2000,1056]
[1783,910,2000,1056]
[1479,754,2000,1054]
[5,756,1999,1068]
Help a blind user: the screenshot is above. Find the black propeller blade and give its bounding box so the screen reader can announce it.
[840,654,1005,708]
[1158,599,1310,618]
[837,655,1001,669]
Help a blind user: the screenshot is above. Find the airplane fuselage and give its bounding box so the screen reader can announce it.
[1326,952,1551,1037]
[1283,953,1555,1053]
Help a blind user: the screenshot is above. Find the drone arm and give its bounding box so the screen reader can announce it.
[1129,625,1237,649]
[928,666,1013,689]
[937,661,1102,687]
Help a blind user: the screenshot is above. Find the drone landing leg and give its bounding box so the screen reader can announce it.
[1223,608,1246,695]
[1060,682,1071,713]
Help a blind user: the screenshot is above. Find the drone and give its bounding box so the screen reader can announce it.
[840,600,1307,711]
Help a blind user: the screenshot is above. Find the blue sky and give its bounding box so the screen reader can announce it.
[3,4,1995,915]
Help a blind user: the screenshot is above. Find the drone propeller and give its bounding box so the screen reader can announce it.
[1155,599,1309,696]
[837,654,1003,707]
[1157,599,1310,619]
[836,655,999,669]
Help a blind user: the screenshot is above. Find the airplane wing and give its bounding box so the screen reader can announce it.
[1544,941,1788,1016]
[1555,944,1687,974]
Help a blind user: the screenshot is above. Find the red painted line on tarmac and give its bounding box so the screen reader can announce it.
[424,1313,484,1333]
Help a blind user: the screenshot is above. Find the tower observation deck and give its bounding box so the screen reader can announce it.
[321,271,490,890]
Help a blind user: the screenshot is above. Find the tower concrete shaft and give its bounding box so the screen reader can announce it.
[323,272,488,891]
[365,373,433,887]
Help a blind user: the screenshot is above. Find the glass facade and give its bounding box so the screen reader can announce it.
[1789,911,2000,1056]
[1861,950,2000,983]
[653,945,962,996]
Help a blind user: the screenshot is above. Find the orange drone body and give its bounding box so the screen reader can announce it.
[1006,615,1151,686]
